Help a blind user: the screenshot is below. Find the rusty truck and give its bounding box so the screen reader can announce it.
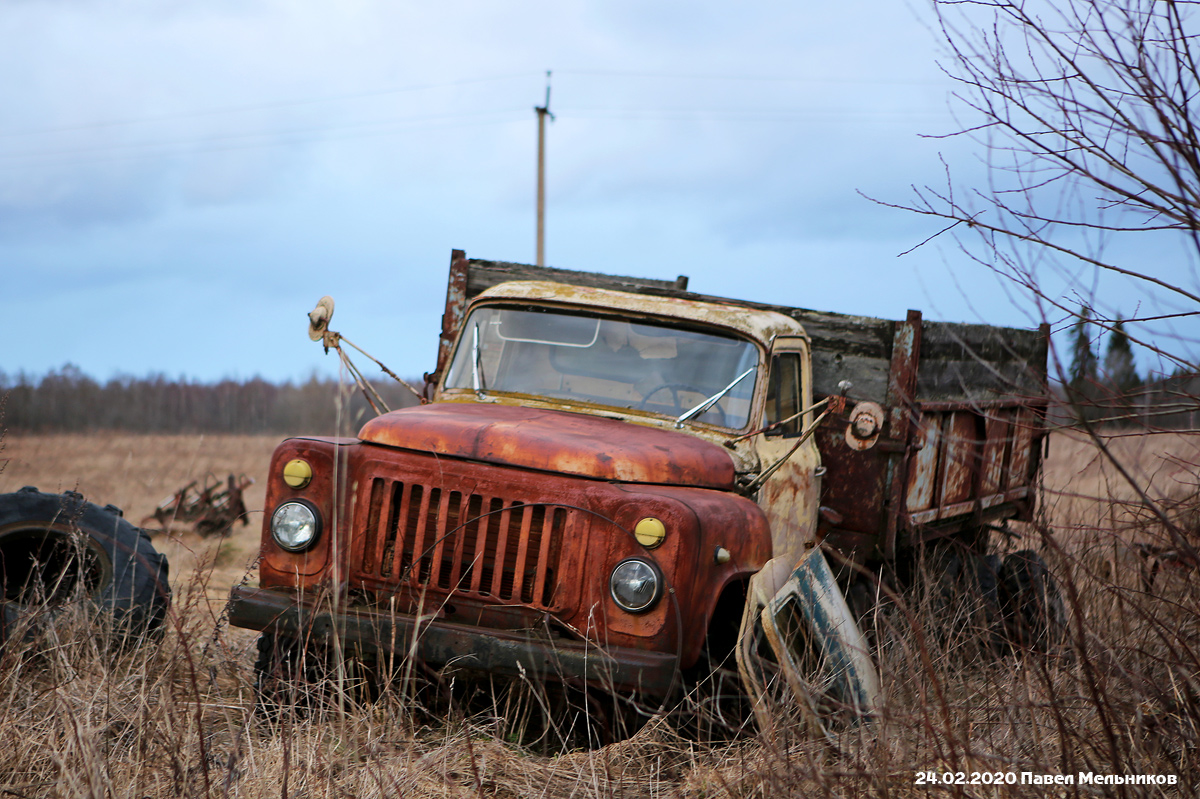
[228,250,1052,734]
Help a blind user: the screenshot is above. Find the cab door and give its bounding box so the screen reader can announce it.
[754,336,821,563]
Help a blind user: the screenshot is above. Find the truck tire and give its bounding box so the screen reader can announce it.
[998,550,1067,650]
[253,632,307,717]
[254,632,350,718]
[0,487,170,645]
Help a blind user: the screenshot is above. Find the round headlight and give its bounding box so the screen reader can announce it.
[609,558,663,613]
[271,501,321,551]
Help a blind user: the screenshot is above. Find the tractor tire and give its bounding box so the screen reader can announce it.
[998,549,1067,651]
[0,487,170,645]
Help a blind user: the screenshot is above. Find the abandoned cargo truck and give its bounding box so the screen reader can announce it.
[228,250,1051,731]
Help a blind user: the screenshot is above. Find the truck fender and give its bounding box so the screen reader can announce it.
[735,547,880,736]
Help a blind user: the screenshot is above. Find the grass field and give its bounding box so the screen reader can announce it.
[0,429,1196,797]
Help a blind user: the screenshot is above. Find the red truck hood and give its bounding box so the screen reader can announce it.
[357,403,735,489]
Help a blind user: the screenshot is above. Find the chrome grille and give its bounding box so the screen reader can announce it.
[360,479,568,608]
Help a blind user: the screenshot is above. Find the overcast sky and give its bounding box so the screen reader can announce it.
[2,1,1190,385]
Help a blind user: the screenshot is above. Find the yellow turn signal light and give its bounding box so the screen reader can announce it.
[282,458,313,489]
[634,517,666,549]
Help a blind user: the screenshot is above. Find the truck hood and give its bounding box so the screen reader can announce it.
[358,403,736,489]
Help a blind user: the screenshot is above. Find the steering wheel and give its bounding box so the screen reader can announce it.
[636,383,725,422]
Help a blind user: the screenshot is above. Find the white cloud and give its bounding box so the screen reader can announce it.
[3,0,1086,381]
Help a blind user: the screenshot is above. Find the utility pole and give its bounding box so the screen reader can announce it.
[535,71,553,266]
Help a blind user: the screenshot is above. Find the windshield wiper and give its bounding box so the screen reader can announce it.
[472,322,485,398]
[675,366,756,428]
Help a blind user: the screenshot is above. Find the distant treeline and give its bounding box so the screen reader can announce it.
[0,365,422,434]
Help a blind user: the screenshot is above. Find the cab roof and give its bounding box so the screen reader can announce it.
[473,280,807,345]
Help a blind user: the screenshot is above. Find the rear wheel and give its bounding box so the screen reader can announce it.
[0,487,170,645]
[998,550,1067,650]
[915,545,1005,656]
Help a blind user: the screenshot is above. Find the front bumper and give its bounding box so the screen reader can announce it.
[228,586,679,696]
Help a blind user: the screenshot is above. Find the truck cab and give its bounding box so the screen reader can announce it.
[231,277,825,699]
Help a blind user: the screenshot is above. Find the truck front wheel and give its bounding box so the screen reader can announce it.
[253,632,380,718]
[253,632,332,717]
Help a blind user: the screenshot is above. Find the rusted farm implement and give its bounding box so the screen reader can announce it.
[142,473,253,537]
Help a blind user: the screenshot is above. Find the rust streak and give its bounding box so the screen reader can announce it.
[512,505,535,602]
[469,497,492,593]
[407,485,432,585]
[532,507,555,606]
[429,489,453,587]
[490,503,514,597]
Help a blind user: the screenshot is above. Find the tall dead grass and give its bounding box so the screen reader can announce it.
[0,431,1195,797]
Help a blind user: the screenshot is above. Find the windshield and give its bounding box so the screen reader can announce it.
[444,306,759,428]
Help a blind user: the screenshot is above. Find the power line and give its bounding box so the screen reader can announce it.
[0,105,951,170]
[2,69,948,141]
[555,67,947,87]
[0,108,531,166]
[561,107,951,121]
[0,70,954,171]
[0,73,537,140]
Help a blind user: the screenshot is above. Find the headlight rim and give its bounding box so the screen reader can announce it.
[609,557,664,614]
[270,499,322,552]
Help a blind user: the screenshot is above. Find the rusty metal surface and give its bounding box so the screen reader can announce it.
[228,586,678,695]
[471,280,807,350]
[257,437,354,585]
[1007,407,1035,489]
[357,472,577,614]
[234,251,1058,713]
[881,310,922,558]
[900,404,1042,535]
[905,415,940,512]
[822,395,1045,563]
[813,420,889,559]
[940,411,979,506]
[736,547,880,736]
[979,409,1010,495]
[431,249,470,388]
[446,261,1049,566]
[358,402,737,489]
[251,436,773,669]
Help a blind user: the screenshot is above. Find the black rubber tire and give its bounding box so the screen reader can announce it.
[253,632,302,718]
[998,549,1067,651]
[0,487,170,644]
[973,554,1002,614]
[254,632,345,718]
[923,547,1004,655]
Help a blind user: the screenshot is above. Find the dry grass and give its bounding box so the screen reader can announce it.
[0,431,1196,797]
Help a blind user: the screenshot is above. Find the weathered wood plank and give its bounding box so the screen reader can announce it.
[464,259,687,299]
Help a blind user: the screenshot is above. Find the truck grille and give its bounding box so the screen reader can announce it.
[359,479,569,609]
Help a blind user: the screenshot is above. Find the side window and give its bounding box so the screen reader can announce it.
[765,353,802,437]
